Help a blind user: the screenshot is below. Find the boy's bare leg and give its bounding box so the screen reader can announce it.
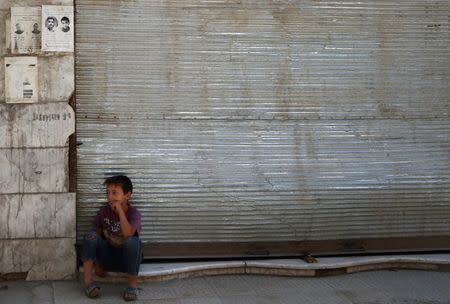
[83,260,101,298]
[95,263,107,277]
[83,260,94,286]
[128,275,138,288]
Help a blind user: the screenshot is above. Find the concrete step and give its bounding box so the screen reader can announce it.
[79,253,450,283]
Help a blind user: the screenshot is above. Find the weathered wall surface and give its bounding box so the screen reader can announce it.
[0,0,75,280]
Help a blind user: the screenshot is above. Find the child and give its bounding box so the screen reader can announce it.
[82,175,142,301]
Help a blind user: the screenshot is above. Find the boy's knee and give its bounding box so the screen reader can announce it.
[123,236,140,249]
[82,231,100,262]
[83,231,99,243]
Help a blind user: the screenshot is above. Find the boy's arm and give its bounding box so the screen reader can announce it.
[119,209,136,238]
[94,209,104,237]
[117,209,136,238]
[111,201,136,238]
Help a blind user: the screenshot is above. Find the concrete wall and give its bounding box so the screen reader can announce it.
[0,0,75,280]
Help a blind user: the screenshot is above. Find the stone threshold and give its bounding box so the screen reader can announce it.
[79,253,450,283]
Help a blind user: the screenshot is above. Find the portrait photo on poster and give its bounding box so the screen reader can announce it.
[61,16,71,32]
[45,16,58,32]
[41,5,74,52]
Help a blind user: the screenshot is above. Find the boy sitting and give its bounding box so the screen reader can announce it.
[82,175,142,301]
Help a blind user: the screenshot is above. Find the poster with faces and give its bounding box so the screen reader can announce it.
[41,5,74,52]
[5,57,38,104]
[10,7,42,54]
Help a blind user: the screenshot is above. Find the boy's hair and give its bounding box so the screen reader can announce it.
[104,175,133,194]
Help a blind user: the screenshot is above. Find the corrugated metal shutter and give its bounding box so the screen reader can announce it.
[75,0,450,257]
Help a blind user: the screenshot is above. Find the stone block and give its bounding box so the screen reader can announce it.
[0,238,76,280]
[5,14,10,54]
[39,55,74,101]
[0,147,68,193]
[0,10,5,102]
[4,1,73,8]
[0,193,75,239]
[0,58,4,104]
[1,63,73,105]
[0,10,6,54]
[0,103,74,148]
[1,11,73,102]
[1,55,74,103]
[2,59,74,103]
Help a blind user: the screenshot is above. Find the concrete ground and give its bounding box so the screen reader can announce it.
[1,269,450,304]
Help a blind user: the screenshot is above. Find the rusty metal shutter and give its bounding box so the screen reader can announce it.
[75,0,450,257]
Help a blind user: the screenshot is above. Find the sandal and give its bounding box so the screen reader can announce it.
[123,286,138,301]
[85,282,101,298]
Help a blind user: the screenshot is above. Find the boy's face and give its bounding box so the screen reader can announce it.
[106,184,131,210]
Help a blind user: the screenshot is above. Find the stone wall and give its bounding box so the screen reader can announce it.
[0,0,75,280]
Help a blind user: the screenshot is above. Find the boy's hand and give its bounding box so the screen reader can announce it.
[110,201,123,214]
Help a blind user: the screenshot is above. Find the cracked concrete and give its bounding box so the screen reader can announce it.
[0,103,75,148]
[0,193,75,239]
[0,238,76,280]
[0,0,76,282]
[2,268,450,303]
[0,148,69,193]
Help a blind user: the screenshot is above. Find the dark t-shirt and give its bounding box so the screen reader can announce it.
[95,204,141,247]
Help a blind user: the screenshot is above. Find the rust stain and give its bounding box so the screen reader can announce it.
[272,6,291,26]
[274,61,293,119]
[377,102,400,117]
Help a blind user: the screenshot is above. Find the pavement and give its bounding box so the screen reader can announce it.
[2,254,450,303]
